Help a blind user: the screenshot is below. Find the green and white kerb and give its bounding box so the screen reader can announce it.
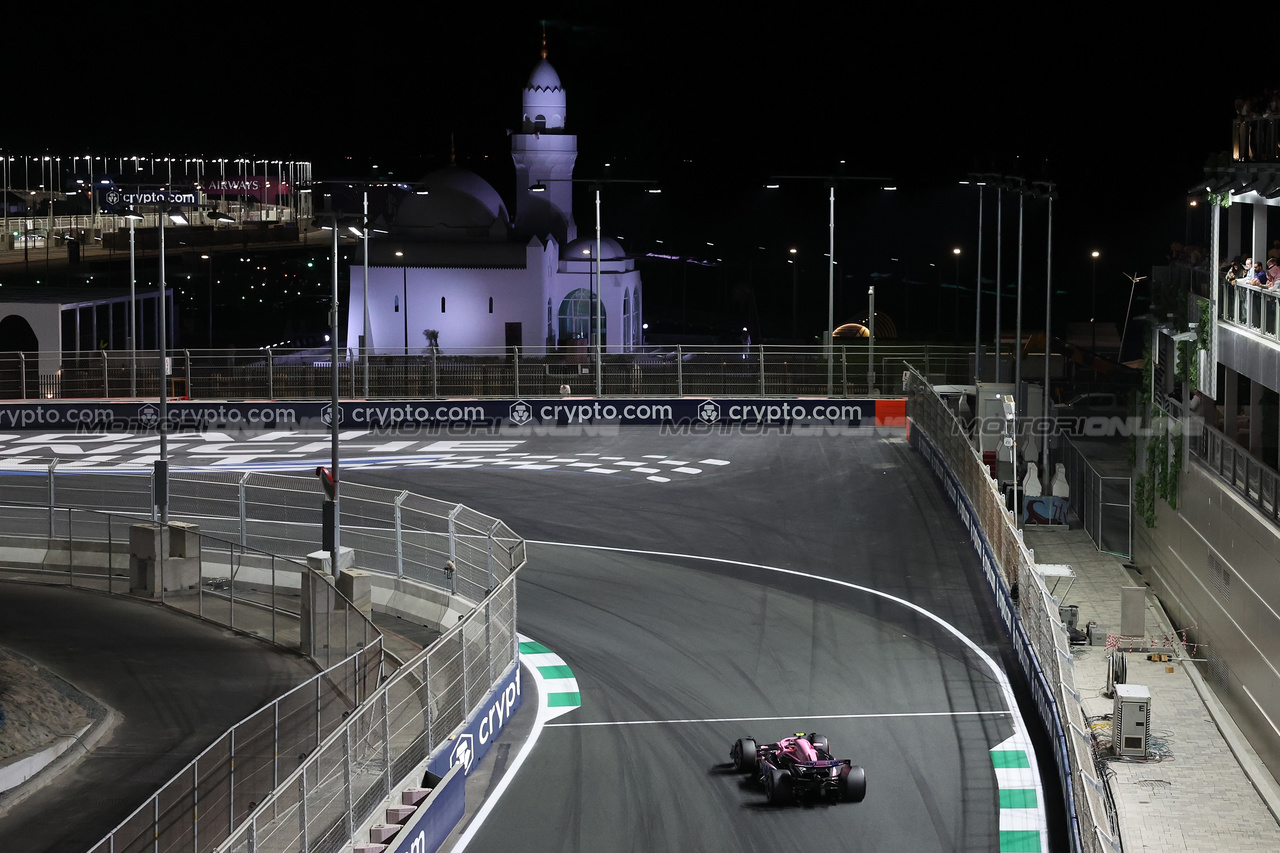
[518,634,581,719]
[991,732,1048,852]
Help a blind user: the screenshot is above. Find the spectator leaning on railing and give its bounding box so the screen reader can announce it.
[1267,257,1280,288]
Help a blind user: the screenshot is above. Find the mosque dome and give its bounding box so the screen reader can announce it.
[523,57,566,132]
[392,166,510,241]
[526,58,562,91]
[564,235,626,260]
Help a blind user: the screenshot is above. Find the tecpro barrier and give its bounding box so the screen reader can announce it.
[0,397,907,430]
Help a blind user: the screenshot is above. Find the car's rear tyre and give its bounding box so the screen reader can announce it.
[766,767,793,805]
[807,733,830,755]
[841,764,867,802]
[732,738,758,773]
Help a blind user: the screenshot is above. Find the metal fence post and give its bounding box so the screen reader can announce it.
[343,727,354,842]
[393,491,408,578]
[486,520,500,594]
[266,348,274,400]
[47,459,58,540]
[19,351,25,399]
[376,687,391,799]
[297,766,308,853]
[447,506,460,595]
[431,350,438,399]
[102,350,109,397]
[513,346,520,398]
[758,345,765,396]
[676,345,684,397]
[184,349,192,399]
[239,473,250,548]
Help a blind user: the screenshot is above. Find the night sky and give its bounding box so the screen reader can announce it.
[5,5,1269,343]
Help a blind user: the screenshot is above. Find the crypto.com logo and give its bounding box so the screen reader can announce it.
[450,733,475,772]
[698,400,721,424]
[320,404,344,427]
[508,400,533,426]
[136,403,160,429]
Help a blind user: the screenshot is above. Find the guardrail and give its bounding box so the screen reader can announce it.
[0,344,978,401]
[905,364,1117,853]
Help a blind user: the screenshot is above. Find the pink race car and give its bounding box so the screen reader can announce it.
[730,733,867,805]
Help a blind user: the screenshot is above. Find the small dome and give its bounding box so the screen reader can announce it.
[526,59,562,91]
[565,236,625,260]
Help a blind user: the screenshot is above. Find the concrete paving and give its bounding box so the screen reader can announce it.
[1023,523,1280,852]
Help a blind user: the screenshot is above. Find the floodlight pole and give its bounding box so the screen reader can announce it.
[974,185,984,384]
[827,185,835,396]
[1042,184,1054,481]
[867,286,875,394]
[362,191,370,398]
[156,207,169,523]
[595,185,603,396]
[128,215,137,396]
[330,222,341,571]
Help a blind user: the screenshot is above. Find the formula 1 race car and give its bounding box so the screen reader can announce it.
[730,733,866,805]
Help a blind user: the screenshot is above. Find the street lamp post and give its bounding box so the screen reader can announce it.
[953,247,962,343]
[202,254,213,348]
[973,183,984,384]
[789,248,798,340]
[1090,250,1100,353]
[867,285,875,394]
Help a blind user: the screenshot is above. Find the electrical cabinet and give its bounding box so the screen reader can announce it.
[1112,683,1151,757]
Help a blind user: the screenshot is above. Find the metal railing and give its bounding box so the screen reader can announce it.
[0,344,978,401]
[1058,437,1133,559]
[1189,415,1280,522]
[905,364,1116,853]
[1219,279,1280,339]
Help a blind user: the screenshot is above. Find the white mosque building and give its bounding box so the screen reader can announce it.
[345,44,643,356]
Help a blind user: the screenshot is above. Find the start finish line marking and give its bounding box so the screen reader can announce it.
[544,709,1011,728]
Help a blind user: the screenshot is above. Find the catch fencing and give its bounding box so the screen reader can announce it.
[0,344,978,401]
[905,364,1118,853]
[0,466,524,853]
[1,465,524,603]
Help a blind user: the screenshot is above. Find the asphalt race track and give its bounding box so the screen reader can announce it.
[338,426,1060,852]
[1,424,1062,852]
[0,585,316,853]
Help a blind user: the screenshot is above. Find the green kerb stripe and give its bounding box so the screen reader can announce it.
[991,750,1031,769]
[547,692,581,707]
[538,664,575,679]
[999,829,1042,852]
[520,640,552,655]
[999,789,1038,809]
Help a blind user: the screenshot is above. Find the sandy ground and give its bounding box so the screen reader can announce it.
[0,648,100,766]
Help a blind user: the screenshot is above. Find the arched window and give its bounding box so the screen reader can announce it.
[533,115,547,132]
[441,297,446,313]
[488,296,494,314]
[558,288,605,344]
[622,289,632,354]
[546,299,554,343]
[633,283,642,347]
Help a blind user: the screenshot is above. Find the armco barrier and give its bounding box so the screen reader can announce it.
[905,365,1119,853]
